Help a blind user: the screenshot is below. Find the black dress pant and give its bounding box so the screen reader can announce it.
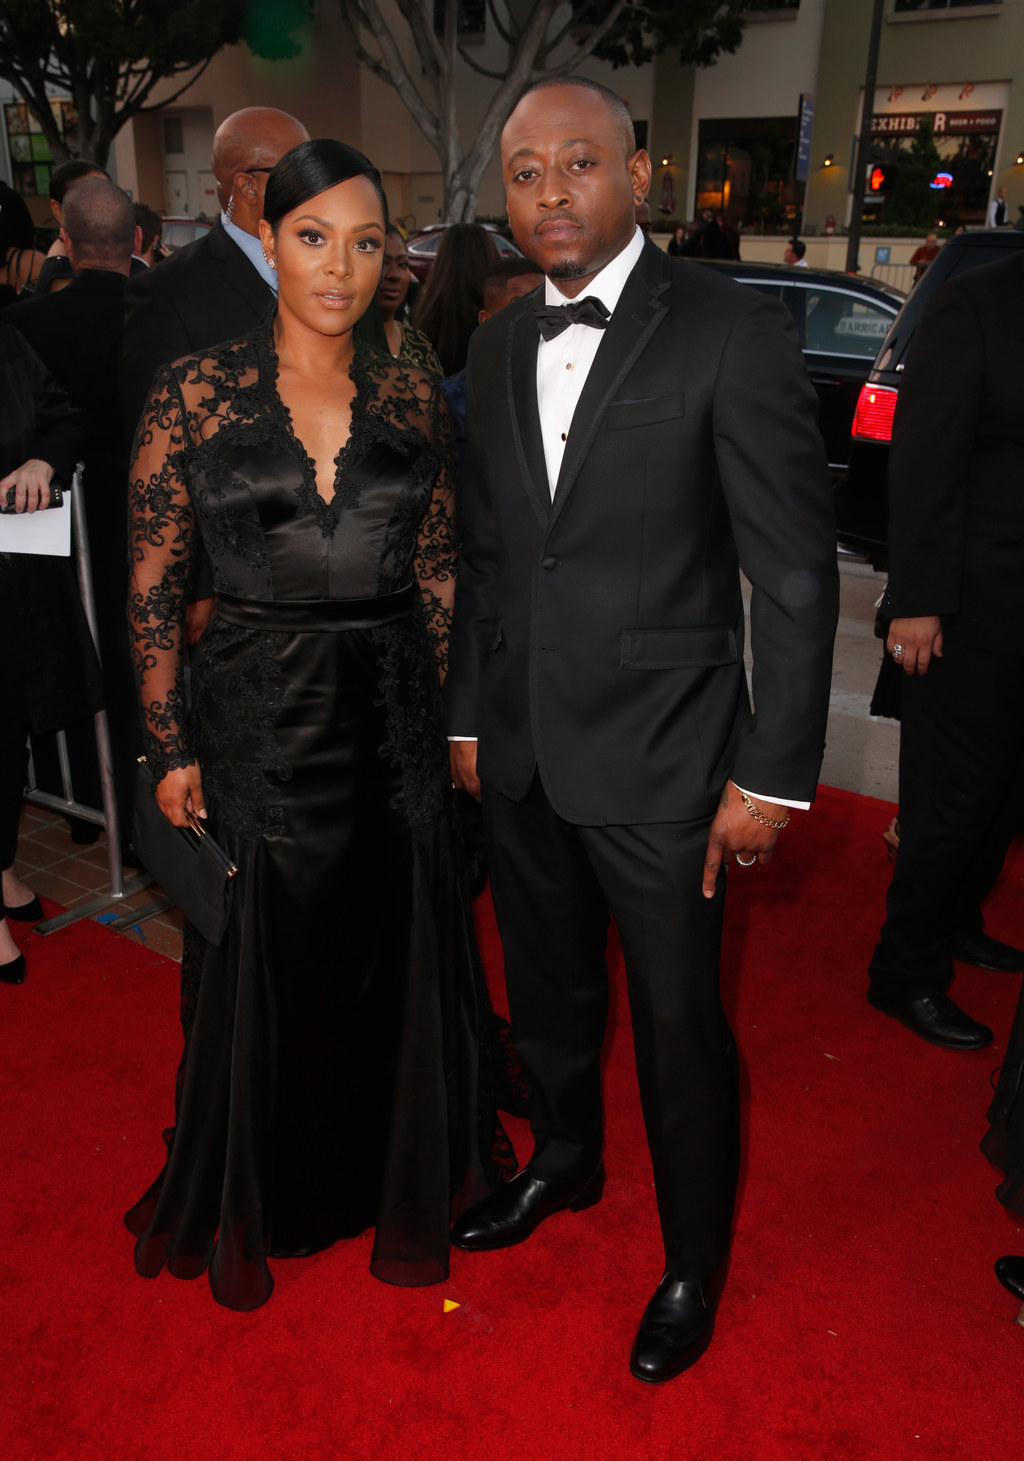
[0,624,32,870]
[482,775,740,1285]
[869,640,1024,999]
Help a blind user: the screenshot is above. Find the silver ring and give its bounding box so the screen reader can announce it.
[891,643,905,660]
[736,854,757,867]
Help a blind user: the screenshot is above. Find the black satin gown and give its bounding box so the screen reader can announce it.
[982,985,1024,1219]
[124,316,511,1310]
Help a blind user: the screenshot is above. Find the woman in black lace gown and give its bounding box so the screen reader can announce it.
[125,140,510,1310]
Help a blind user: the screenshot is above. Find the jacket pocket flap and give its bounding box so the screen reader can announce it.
[605,391,685,431]
[620,626,738,669]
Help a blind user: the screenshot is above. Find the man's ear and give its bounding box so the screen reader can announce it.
[133,225,143,257]
[628,148,652,206]
[59,226,74,268]
[477,307,491,325]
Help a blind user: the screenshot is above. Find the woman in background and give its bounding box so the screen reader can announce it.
[411,222,498,376]
[376,226,441,374]
[0,180,45,304]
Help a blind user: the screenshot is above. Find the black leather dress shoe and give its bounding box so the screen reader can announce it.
[951,932,1024,972]
[0,952,26,985]
[2,895,43,923]
[630,1271,722,1384]
[867,988,992,1049]
[995,1255,1024,1303]
[450,1162,604,1251]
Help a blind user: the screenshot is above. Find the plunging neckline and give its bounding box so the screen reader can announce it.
[257,315,371,535]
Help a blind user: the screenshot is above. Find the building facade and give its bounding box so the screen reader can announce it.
[2,2,1018,245]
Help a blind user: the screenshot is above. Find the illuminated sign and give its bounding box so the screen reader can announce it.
[929,171,954,190]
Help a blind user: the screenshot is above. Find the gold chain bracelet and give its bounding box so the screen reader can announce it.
[739,789,790,831]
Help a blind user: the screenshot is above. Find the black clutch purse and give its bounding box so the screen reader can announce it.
[132,757,238,946]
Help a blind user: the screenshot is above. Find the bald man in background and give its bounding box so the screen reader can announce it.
[119,106,311,447]
[119,107,310,638]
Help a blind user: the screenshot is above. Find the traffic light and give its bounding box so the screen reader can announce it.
[869,164,897,193]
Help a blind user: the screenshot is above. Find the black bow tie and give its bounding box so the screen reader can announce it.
[533,295,611,341]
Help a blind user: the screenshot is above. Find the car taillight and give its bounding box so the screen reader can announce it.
[852,384,898,442]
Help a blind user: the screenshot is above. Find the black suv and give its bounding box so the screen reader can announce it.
[698,260,904,482]
[835,226,1024,567]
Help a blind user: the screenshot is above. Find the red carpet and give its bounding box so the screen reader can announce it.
[1,784,1022,1460]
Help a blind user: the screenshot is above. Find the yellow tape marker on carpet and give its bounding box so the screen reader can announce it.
[443,1299,460,1313]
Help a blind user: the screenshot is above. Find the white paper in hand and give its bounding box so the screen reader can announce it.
[0,494,71,556]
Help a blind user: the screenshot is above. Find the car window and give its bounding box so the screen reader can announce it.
[802,287,895,358]
[161,222,209,251]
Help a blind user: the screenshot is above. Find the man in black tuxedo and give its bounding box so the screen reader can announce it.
[446,78,838,1382]
[868,249,1024,1050]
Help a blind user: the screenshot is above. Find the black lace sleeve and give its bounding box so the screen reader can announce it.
[127,365,196,778]
[413,385,457,682]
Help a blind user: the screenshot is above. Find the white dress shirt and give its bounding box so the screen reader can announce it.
[453,229,807,812]
[221,211,278,293]
[536,226,645,495]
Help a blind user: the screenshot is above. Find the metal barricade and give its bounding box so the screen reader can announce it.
[870,261,916,293]
[26,469,157,936]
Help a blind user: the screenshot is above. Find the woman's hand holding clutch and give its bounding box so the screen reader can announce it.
[155,763,207,828]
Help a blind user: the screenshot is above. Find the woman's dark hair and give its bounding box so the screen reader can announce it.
[411,223,500,375]
[264,139,388,233]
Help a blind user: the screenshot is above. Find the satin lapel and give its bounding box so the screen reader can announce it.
[507,305,551,529]
[549,242,671,530]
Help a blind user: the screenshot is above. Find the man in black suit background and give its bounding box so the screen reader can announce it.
[120,106,310,440]
[446,78,838,1383]
[119,105,309,638]
[868,250,1024,1050]
[6,177,144,832]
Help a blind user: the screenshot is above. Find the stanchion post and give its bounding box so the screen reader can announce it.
[69,469,124,898]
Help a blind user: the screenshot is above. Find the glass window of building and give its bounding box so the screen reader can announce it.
[867,109,1000,227]
[3,100,79,197]
[893,2,1000,13]
[695,117,803,234]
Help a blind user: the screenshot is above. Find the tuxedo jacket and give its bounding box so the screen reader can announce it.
[887,248,1024,653]
[445,240,839,826]
[119,221,273,449]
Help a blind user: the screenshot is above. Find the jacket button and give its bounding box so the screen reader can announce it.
[541,555,558,570]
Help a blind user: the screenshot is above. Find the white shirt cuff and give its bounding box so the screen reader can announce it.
[734,784,810,812]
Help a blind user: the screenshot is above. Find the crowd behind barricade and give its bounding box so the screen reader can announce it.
[0,89,1021,1367]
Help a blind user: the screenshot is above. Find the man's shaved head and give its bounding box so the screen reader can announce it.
[62,176,136,270]
[514,76,636,158]
[211,107,310,223]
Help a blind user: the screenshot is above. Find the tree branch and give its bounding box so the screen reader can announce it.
[485,0,516,47]
[538,0,630,72]
[134,58,214,115]
[456,46,508,81]
[340,0,443,152]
